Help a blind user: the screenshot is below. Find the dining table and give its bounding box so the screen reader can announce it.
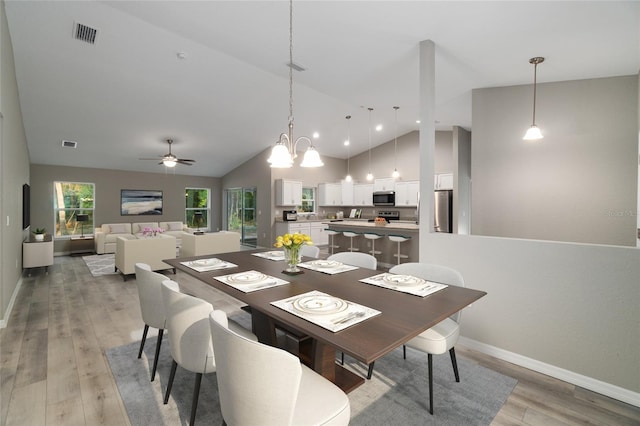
[164,249,487,393]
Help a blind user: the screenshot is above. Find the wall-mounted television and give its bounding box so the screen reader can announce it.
[22,183,30,229]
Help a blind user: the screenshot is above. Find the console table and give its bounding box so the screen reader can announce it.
[23,235,54,275]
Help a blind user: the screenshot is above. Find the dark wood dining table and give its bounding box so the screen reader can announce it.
[165,249,486,393]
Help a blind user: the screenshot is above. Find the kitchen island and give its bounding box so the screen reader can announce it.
[322,220,419,267]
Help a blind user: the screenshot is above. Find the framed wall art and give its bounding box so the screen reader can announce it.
[121,189,163,216]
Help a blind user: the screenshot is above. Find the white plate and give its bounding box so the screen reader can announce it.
[292,295,349,315]
[382,274,426,287]
[191,258,222,267]
[227,272,268,284]
[263,251,284,257]
[310,260,343,269]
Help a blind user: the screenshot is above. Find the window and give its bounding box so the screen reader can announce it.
[54,182,95,238]
[185,188,210,231]
[299,187,316,213]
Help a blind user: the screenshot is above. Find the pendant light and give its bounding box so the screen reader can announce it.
[523,56,544,140]
[391,106,400,179]
[267,0,323,168]
[344,115,352,182]
[366,107,374,181]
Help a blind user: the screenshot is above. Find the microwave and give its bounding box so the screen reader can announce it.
[373,191,395,206]
[283,210,298,221]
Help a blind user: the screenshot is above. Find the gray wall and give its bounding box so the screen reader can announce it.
[472,75,638,246]
[30,164,221,253]
[1,1,31,324]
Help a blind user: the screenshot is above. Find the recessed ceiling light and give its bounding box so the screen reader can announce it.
[312,132,319,139]
[416,120,421,124]
[375,124,383,131]
[177,52,187,59]
[344,139,350,146]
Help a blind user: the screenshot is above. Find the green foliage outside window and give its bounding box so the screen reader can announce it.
[54,182,95,237]
[185,188,210,229]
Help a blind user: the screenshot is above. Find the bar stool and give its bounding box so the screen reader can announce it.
[388,235,411,265]
[324,229,340,255]
[363,233,382,258]
[342,231,360,252]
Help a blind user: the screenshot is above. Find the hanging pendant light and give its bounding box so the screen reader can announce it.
[391,106,400,179]
[344,115,352,182]
[366,108,374,181]
[267,0,323,168]
[523,56,544,140]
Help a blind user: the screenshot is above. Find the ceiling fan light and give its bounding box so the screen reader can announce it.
[300,146,324,167]
[267,142,293,168]
[523,125,543,140]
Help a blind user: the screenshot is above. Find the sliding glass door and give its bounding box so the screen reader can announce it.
[226,187,257,247]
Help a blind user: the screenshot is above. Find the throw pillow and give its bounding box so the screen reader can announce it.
[136,223,156,232]
[168,222,183,231]
[110,224,127,234]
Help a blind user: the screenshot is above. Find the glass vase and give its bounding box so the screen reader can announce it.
[284,247,301,273]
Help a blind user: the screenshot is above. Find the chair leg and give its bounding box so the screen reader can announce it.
[164,360,177,404]
[150,329,164,381]
[340,352,344,365]
[367,362,375,380]
[190,373,203,426]
[403,344,406,359]
[428,353,434,415]
[138,324,149,359]
[449,347,460,382]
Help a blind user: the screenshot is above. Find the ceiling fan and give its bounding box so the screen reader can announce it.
[139,139,195,167]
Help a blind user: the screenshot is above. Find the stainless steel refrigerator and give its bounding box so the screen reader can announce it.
[434,190,453,233]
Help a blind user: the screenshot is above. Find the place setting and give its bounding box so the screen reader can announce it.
[271,290,380,332]
[359,273,448,297]
[297,259,359,275]
[214,270,289,293]
[180,257,238,272]
[251,250,285,261]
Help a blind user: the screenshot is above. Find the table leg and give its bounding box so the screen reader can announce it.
[250,310,277,346]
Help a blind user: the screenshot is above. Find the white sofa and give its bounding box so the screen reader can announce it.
[114,234,176,279]
[180,231,241,258]
[95,221,189,254]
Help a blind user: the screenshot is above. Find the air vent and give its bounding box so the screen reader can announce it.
[287,61,306,72]
[73,22,98,44]
[62,140,78,148]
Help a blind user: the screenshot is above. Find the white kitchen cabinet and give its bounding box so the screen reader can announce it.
[309,222,329,246]
[341,180,354,206]
[395,181,420,206]
[275,221,327,246]
[373,177,396,192]
[434,173,453,190]
[275,179,302,206]
[353,183,373,206]
[318,183,342,206]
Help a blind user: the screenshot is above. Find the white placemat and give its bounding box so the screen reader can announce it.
[271,290,380,332]
[359,273,448,297]
[251,250,285,261]
[214,270,289,293]
[297,260,359,275]
[180,258,238,272]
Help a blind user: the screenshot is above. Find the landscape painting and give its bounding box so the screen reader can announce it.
[121,190,163,215]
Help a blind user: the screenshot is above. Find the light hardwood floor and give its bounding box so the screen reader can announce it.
[1,255,638,426]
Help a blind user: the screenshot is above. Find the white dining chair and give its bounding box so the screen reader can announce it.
[389,262,465,415]
[328,252,377,270]
[134,263,168,382]
[161,280,257,425]
[209,310,350,426]
[300,244,320,258]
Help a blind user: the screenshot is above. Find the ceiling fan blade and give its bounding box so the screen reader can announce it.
[177,158,195,163]
[176,160,194,165]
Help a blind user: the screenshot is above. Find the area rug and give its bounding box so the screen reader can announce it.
[106,313,517,426]
[82,253,117,276]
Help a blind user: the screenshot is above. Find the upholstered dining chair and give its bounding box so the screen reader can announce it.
[209,310,351,426]
[389,262,465,415]
[161,280,257,425]
[328,251,377,376]
[300,244,321,258]
[134,263,168,382]
[327,252,377,270]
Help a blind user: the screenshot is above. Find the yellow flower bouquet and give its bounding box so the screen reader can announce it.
[274,232,313,273]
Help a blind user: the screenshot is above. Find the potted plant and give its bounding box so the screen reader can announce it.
[33,228,46,241]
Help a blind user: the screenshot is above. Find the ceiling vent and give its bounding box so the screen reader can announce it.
[62,140,78,148]
[73,22,98,44]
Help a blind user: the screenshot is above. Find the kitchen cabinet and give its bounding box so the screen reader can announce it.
[434,173,453,190]
[275,221,328,246]
[318,183,342,206]
[395,181,420,206]
[353,183,373,206]
[275,179,302,206]
[309,222,329,245]
[373,177,396,192]
[341,180,354,206]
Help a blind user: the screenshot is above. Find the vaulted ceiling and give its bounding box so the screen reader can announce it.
[5,1,638,177]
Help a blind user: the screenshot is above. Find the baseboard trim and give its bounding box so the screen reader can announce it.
[459,336,640,408]
[0,276,23,329]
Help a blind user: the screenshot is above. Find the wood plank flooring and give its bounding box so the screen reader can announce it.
[1,255,638,426]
